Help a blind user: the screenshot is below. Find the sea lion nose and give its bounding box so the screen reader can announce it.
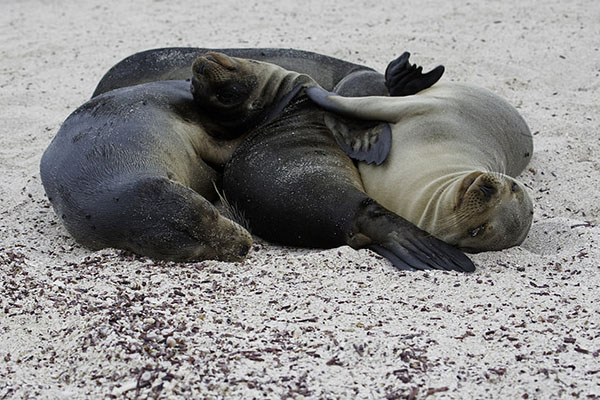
[239,244,250,258]
[205,52,236,70]
[193,61,206,75]
[203,54,217,64]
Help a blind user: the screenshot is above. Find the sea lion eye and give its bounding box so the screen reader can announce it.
[217,89,239,104]
[216,83,248,105]
[469,224,487,237]
[511,182,519,192]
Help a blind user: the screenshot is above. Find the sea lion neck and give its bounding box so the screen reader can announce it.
[254,92,324,134]
[252,72,316,125]
[234,92,329,154]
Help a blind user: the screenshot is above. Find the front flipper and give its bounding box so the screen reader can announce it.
[385,52,444,97]
[354,200,476,272]
[306,86,431,124]
[324,114,391,165]
[306,86,349,116]
[307,86,392,165]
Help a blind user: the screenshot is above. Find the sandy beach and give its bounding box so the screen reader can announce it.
[1,0,599,398]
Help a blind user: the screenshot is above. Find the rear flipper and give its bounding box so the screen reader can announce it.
[385,52,444,96]
[69,176,252,262]
[353,199,475,272]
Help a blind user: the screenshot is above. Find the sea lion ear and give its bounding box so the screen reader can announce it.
[323,114,391,165]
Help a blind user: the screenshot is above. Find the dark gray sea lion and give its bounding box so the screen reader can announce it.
[307,83,534,252]
[40,53,316,262]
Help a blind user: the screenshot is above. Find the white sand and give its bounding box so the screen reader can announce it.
[1,0,599,398]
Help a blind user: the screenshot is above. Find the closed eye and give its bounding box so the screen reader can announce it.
[469,224,487,237]
[217,89,240,104]
[215,82,250,105]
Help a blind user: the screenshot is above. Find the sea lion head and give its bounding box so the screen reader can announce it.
[199,212,253,263]
[439,171,534,252]
[191,52,314,137]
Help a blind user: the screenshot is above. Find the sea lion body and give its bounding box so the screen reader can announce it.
[223,93,475,272]
[313,83,534,252]
[40,54,312,262]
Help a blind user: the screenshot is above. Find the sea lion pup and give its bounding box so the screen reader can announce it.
[40,53,316,262]
[209,55,475,272]
[307,83,534,252]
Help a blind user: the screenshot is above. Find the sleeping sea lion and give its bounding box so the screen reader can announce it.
[307,82,534,252]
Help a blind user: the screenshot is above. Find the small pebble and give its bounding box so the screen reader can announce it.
[141,371,152,382]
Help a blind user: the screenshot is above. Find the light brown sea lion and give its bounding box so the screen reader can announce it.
[307,82,534,252]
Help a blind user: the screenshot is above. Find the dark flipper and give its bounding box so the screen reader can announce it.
[324,114,391,165]
[357,200,476,272]
[384,52,445,97]
[306,86,391,165]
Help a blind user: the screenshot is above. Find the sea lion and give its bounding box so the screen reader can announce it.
[307,82,534,252]
[92,47,380,97]
[40,53,315,262]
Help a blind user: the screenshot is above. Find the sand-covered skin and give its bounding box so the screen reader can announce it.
[1,0,599,398]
